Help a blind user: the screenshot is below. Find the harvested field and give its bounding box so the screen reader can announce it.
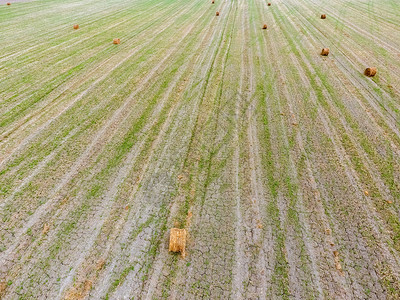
[0,0,400,298]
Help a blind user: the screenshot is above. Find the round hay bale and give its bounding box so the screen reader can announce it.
[263,24,267,29]
[113,38,120,45]
[364,67,377,77]
[321,48,329,56]
[268,3,271,6]
[7,2,11,5]
[321,14,326,19]
[216,11,219,16]
[73,24,79,30]
[169,228,187,257]
[42,223,50,235]
[212,0,214,3]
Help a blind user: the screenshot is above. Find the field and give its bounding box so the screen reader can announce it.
[1,0,400,298]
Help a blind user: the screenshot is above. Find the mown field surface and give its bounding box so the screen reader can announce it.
[1,0,400,298]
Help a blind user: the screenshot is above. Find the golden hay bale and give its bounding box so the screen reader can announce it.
[216,11,220,16]
[333,251,343,272]
[42,223,50,234]
[262,24,267,29]
[73,24,79,30]
[257,219,263,229]
[96,259,106,271]
[113,38,120,45]
[0,281,7,297]
[321,14,326,19]
[364,67,377,77]
[169,228,186,256]
[321,48,330,56]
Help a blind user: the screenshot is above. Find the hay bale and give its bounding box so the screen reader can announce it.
[212,0,214,3]
[333,251,343,272]
[96,259,105,271]
[268,3,271,6]
[216,11,219,16]
[364,67,377,77]
[73,24,79,30]
[42,223,50,234]
[0,281,7,297]
[113,38,120,45]
[321,48,330,56]
[263,24,267,29]
[7,2,11,5]
[321,14,326,19]
[169,228,186,256]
